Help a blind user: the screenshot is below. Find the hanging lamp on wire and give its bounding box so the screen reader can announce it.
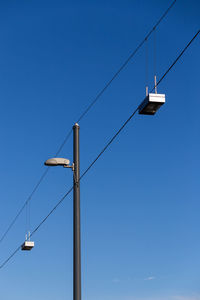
[139,28,165,115]
[21,201,34,251]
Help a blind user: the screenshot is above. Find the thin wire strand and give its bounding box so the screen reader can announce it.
[25,203,27,239]
[145,38,149,96]
[29,198,31,235]
[0,167,49,244]
[0,0,177,246]
[76,0,177,123]
[154,28,158,93]
[1,29,199,270]
[0,245,22,269]
[153,29,200,91]
[154,28,157,79]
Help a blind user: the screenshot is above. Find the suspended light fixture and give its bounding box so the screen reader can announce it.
[21,232,34,251]
[139,70,166,116]
[138,92,165,115]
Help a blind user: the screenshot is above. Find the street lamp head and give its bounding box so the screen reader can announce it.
[44,157,70,167]
[138,93,165,115]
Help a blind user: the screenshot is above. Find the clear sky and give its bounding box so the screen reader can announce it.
[0,1,199,299]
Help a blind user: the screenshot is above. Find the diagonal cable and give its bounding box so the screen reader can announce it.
[1,29,199,269]
[0,0,177,245]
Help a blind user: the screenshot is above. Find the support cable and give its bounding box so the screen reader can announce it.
[76,0,177,123]
[154,28,158,93]
[154,28,157,79]
[145,38,149,96]
[0,29,199,270]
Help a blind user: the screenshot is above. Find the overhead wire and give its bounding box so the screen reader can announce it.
[75,0,177,123]
[1,29,199,270]
[0,168,49,244]
[0,0,177,245]
[145,38,149,96]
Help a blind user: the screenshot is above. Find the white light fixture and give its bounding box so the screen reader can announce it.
[138,93,165,115]
[21,240,34,251]
[44,157,70,167]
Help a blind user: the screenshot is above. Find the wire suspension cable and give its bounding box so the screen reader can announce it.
[1,29,199,270]
[0,0,177,246]
[153,28,158,93]
[0,168,49,244]
[76,0,177,123]
[154,28,156,77]
[145,38,149,96]
[155,30,200,90]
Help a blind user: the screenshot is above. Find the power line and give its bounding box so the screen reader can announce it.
[1,29,199,270]
[0,168,49,244]
[76,0,177,123]
[155,30,200,89]
[0,0,177,245]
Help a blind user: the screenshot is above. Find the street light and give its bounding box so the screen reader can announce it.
[45,157,71,167]
[43,92,165,298]
[44,123,81,300]
[139,93,165,115]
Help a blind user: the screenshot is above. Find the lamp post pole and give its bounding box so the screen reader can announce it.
[73,123,81,300]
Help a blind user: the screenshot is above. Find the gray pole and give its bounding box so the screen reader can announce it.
[73,123,81,300]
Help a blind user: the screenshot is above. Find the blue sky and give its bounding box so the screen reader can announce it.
[0,1,199,299]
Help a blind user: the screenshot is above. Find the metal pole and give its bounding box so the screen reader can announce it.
[73,123,81,300]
